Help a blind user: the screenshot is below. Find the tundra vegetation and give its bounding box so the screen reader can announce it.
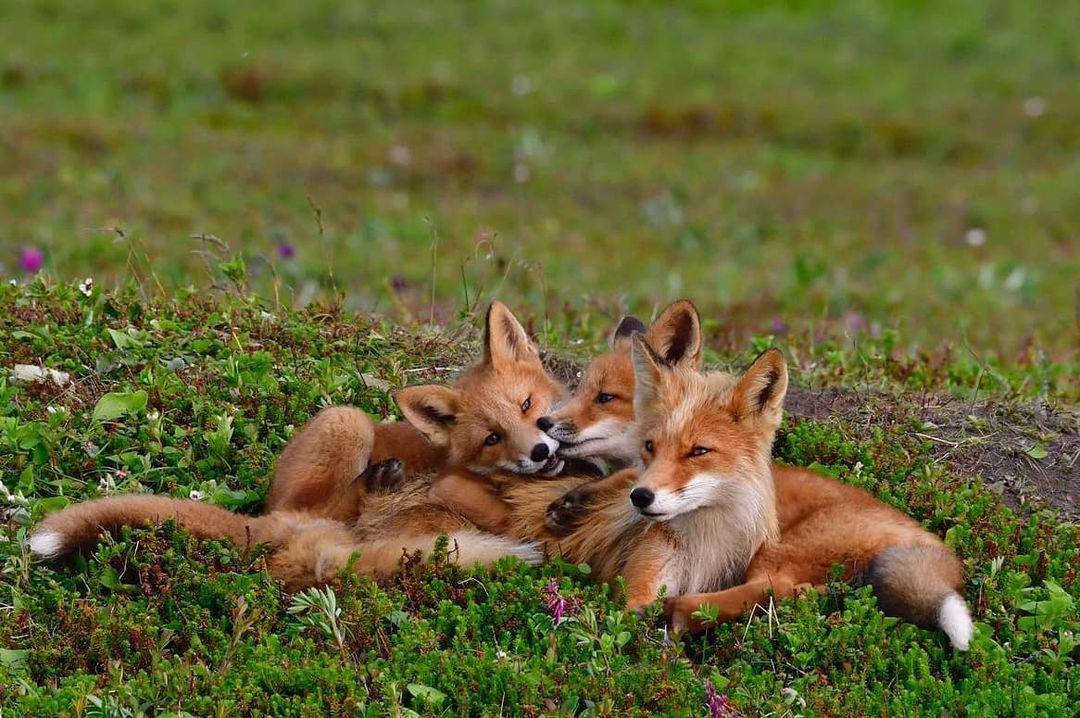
[0,0,1076,715]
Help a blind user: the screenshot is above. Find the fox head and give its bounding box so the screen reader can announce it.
[626,336,785,533]
[540,300,703,466]
[396,302,567,477]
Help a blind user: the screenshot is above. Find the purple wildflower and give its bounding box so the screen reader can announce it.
[544,579,568,622]
[769,318,789,335]
[276,242,296,260]
[843,311,867,332]
[704,680,732,718]
[390,274,408,293]
[18,247,44,273]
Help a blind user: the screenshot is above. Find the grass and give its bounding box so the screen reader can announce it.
[0,282,1076,716]
[0,0,1077,714]
[0,0,1077,358]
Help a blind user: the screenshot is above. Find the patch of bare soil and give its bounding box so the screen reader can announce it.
[786,387,1079,518]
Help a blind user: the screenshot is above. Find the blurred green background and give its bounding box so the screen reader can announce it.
[1,0,1076,358]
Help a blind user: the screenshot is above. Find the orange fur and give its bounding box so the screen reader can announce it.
[532,302,973,649]
[30,302,571,590]
[542,300,702,468]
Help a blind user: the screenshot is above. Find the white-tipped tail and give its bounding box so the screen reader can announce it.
[446,530,543,567]
[29,529,65,558]
[939,592,973,650]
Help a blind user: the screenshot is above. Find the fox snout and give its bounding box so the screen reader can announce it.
[630,487,654,508]
[536,416,554,432]
[530,442,551,462]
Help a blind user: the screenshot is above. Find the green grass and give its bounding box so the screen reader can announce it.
[0,284,1076,715]
[1,0,1077,358]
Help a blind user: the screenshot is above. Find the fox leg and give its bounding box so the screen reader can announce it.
[621,540,679,612]
[266,406,376,522]
[545,468,638,536]
[664,573,798,633]
[429,472,513,535]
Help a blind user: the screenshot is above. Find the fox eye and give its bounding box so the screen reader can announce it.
[596,392,616,404]
[485,432,502,446]
[644,439,654,453]
[689,446,711,457]
[521,397,531,413]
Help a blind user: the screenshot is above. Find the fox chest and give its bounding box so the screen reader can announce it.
[662,516,757,596]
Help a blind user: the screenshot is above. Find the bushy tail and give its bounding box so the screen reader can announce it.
[866,544,973,650]
[29,495,262,559]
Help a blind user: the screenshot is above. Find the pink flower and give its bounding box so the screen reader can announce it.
[18,247,44,273]
[543,579,568,622]
[705,680,734,717]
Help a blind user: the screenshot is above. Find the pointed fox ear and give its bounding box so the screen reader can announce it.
[611,316,646,350]
[631,334,670,417]
[731,349,788,428]
[644,300,703,369]
[396,385,460,446]
[483,301,540,369]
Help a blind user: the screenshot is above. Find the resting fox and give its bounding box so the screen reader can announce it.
[510,302,974,649]
[266,300,565,524]
[29,302,570,588]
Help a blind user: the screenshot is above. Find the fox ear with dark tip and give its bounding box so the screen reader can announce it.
[611,316,647,351]
[396,385,460,446]
[731,348,788,428]
[483,301,541,369]
[631,334,670,420]
[644,300,703,369]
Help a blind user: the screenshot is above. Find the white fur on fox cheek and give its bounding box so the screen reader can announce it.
[557,418,637,460]
[646,473,724,517]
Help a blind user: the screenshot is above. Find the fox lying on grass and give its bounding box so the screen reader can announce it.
[265,300,565,524]
[512,302,974,649]
[29,302,573,588]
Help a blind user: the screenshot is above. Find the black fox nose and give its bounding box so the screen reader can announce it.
[630,487,655,508]
[537,416,553,432]
[531,443,550,462]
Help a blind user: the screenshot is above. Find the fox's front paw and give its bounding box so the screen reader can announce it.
[545,487,592,537]
[663,596,711,634]
[363,458,406,494]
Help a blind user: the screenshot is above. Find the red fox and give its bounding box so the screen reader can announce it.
[267,300,564,524]
[540,300,703,470]
[515,308,973,650]
[28,302,569,588]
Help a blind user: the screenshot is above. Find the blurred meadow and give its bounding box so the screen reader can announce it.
[1,0,1076,359]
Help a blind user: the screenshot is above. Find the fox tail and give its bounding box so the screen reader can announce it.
[29,495,263,558]
[866,543,973,650]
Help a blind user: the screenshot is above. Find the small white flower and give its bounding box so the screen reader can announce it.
[46,406,58,415]
[147,410,161,422]
[8,279,16,286]
[388,144,412,167]
[1022,96,1046,118]
[78,277,94,296]
[965,228,987,247]
[98,477,111,493]
[512,75,534,96]
[189,490,205,501]
[495,649,508,661]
